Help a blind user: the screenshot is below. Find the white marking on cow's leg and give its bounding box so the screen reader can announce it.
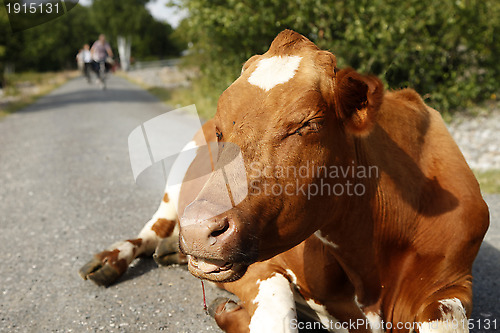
[365,311,384,333]
[314,230,339,249]
[354,295,364,309]
[294,291,349,333]
[247,56,302,91]
[111,140,198,264]
[249,274,298,333]
[285,269,298,285]
[81,140,196,284]
[303,299,348,333]
[111,200,179,264]
[418,298,469,333]
[115,241,137,261]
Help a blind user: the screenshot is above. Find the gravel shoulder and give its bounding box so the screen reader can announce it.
[447,104,500,171]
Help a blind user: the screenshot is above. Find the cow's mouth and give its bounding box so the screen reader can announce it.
[187,255,248,282]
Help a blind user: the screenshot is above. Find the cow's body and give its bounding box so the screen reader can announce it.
[80,30,489,333]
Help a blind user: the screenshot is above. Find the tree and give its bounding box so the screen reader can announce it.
[132,18,179,60]
[19,4,98,71]
[0,8,24,80]
[171,0,500,112]
[91,0,154,70]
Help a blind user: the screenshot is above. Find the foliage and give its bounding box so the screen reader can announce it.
[172,0,500,114]
[166,76,222,119]
[91,0,180,59]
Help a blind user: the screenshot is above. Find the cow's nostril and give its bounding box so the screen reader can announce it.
[210,222,230,238]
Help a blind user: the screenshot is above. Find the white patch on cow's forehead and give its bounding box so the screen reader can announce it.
[247,55,302,91]
[249,274,297,333]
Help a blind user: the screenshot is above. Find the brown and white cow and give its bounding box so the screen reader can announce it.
[80,30,489,333]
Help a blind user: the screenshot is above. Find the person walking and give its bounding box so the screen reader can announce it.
[77,44,93,83]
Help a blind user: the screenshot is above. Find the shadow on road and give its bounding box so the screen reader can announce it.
[20,85,158,113]
[472,241,500,330]
[115,258,161,285]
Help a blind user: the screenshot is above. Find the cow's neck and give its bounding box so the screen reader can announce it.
[316,136,383,307]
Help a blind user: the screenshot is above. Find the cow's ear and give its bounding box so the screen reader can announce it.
[334,68,383,136]
[241,55,260,75]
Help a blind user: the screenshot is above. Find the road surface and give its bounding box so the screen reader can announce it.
[0,75,499,332]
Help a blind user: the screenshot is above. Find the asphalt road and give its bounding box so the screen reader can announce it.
[0,75,499,332]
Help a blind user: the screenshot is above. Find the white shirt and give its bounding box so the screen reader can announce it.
[82,50,92,63]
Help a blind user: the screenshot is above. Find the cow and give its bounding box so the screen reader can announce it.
[79,30,489,333]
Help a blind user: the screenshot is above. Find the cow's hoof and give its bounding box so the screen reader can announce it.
[208,297,240,317]
[153,237,185,266]
[78,254,124,286]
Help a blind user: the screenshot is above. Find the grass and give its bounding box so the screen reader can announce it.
[119,70,219,120]
[474,170,500,194]
[166,84,220,120]
[0,71,79,117]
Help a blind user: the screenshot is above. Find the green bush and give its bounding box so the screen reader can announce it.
[173,0,500,115]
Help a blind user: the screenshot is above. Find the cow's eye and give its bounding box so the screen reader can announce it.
[215,128,223,141]
[295,118,323,136]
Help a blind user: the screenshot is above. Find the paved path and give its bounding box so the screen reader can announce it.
[0,75,498,332]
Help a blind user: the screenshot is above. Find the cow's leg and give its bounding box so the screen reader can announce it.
[209,298,251,333]
[79,192,180,286]
[209,265,298,333]
[415,286,471,333]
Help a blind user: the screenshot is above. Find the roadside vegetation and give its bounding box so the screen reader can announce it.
[0,71,78,116]
[475,170,500,194]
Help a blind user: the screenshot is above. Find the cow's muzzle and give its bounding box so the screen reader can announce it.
[179,200,253,282]
[185,255,248,282]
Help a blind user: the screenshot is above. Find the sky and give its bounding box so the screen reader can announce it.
[78,0,187,28]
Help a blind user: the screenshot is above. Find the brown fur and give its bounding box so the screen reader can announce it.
[95,249,128,275]
[151,218,175,238]
[126,238,143,247]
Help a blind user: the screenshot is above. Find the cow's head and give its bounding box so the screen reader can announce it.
[179,30,383,282]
